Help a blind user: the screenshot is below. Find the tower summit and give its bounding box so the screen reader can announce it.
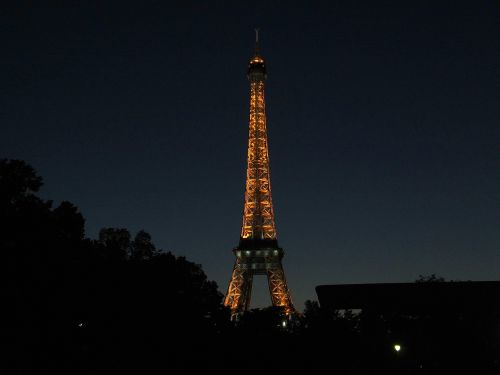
[224,33,294,317]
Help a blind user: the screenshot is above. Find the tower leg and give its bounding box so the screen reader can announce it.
[267,265,294,314]
[224,260,253,316]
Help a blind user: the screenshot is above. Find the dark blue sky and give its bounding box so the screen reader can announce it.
[2,1,499,309]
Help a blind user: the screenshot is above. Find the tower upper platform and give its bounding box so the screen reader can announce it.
[247,54,267,81]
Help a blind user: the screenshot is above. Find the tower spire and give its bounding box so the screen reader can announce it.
[254,28,259,55]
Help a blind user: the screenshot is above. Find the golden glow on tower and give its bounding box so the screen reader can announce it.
[224,249,294,316]
[241,78,277,240]
[224,46,294,318]
[250,56,264,64]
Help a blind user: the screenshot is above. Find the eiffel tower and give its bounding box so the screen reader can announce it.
[224,32,294,317]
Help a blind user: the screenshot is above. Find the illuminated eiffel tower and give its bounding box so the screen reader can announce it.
[224,32,294,317]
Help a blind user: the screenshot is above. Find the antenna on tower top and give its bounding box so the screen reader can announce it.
[254,28,260,55]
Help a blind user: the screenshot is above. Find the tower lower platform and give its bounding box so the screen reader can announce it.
[224,239,294,316]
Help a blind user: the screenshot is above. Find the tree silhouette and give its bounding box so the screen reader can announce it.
[98,227,131,260]
[0,158,42,203]
[2,160,229,374]
[1,159,87,374]
[130,230,156,260]
[238,306,288,334]
[415,273,446,283]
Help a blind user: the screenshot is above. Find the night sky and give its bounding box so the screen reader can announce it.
[2,1,499,310]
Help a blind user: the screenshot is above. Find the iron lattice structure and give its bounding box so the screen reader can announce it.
[224,46,294,317]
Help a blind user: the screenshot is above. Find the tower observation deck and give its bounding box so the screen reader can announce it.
[224,34,294,317]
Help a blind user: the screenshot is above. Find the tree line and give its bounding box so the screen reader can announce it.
[3,159,499,374]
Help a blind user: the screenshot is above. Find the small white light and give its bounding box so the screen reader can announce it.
[394,344,401,352]
[282,320,287,328]
[78,322,83,328]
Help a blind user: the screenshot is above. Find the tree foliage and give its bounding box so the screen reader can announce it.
[2,159,227,374]
[415,273,446,283]
[3,159,499,374]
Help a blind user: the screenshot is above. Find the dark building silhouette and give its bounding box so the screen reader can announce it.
[316,281,500,313]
